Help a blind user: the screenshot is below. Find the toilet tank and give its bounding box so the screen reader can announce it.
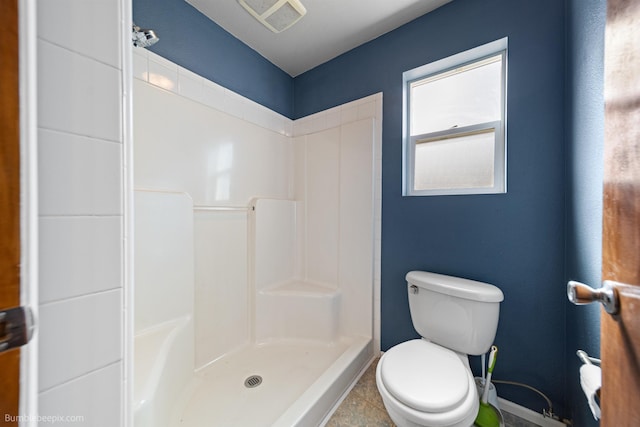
[406,271,504,355]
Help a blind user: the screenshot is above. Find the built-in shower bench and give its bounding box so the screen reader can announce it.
[256,280,341,342]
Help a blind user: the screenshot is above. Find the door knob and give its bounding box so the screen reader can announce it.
[567,280,619,314]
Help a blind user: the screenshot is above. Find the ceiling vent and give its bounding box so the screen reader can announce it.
[238,0,307,33]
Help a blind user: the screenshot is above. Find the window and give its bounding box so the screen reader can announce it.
[403,38,508,196]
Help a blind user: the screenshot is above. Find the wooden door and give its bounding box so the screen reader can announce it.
[601,0,640,425]
[0,0,22,424]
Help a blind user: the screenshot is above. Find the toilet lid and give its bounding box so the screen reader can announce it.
[380,340,470,413]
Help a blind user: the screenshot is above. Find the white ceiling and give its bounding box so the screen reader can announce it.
[186,0,453,77]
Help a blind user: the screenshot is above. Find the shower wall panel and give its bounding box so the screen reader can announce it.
[254,199,298,291]
[134,56,383,359]
[134,77,294,365]
[304,128,341,288]
[134,191,194,333]
[194,211,248,368]
[292,118,376,339]
[133,191,195,426]
[338,119,375,338]
[133,79,293,207]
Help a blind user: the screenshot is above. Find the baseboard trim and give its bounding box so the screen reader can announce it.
[498,398,567,427]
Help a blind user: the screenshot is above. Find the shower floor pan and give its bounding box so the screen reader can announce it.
[169,336,372,427]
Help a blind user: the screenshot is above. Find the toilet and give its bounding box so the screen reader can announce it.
[376,271,504,427]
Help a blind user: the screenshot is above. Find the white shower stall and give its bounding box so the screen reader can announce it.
[132,50,381,426]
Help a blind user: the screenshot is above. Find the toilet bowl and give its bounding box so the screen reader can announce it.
[376,271,503,427]
[376,340,479,427]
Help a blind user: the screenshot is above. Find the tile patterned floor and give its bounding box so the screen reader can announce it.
[326,358,541,427]
[502,411,542,427]
[326,357,394,426]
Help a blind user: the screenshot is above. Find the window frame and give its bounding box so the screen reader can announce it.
[402,38,508,196]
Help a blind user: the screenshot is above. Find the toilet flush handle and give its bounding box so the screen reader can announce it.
[410,285,419,294]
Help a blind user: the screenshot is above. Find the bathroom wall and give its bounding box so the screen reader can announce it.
[133,0,294,118]
[36,0,127,424]
[294,0,568,416]
[564,0,606,425]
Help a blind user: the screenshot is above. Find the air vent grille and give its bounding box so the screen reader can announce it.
[238,0,306,33]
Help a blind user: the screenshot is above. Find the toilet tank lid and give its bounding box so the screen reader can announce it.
[406,271,504,302]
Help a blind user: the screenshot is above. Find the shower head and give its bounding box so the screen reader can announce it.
[132,24,159,48]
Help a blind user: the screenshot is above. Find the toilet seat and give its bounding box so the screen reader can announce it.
[380,340,469,413]
[376,339,479,427]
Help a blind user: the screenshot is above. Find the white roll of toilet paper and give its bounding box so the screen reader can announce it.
[580,364,601,420]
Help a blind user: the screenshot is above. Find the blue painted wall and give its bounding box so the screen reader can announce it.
[564,0,605,425]
[134,0,607,421]
[133,0,294,117]
[295,0,568,415]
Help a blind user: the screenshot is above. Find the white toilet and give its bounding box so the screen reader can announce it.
[376,271,504,427]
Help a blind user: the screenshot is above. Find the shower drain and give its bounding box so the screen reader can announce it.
[244,375,263,388]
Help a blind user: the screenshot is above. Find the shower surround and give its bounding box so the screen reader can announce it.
[132,49,381,426]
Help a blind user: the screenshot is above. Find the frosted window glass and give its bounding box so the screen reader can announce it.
[403,38,507,196]
[414,131,495,191]
[410,57,502,136]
